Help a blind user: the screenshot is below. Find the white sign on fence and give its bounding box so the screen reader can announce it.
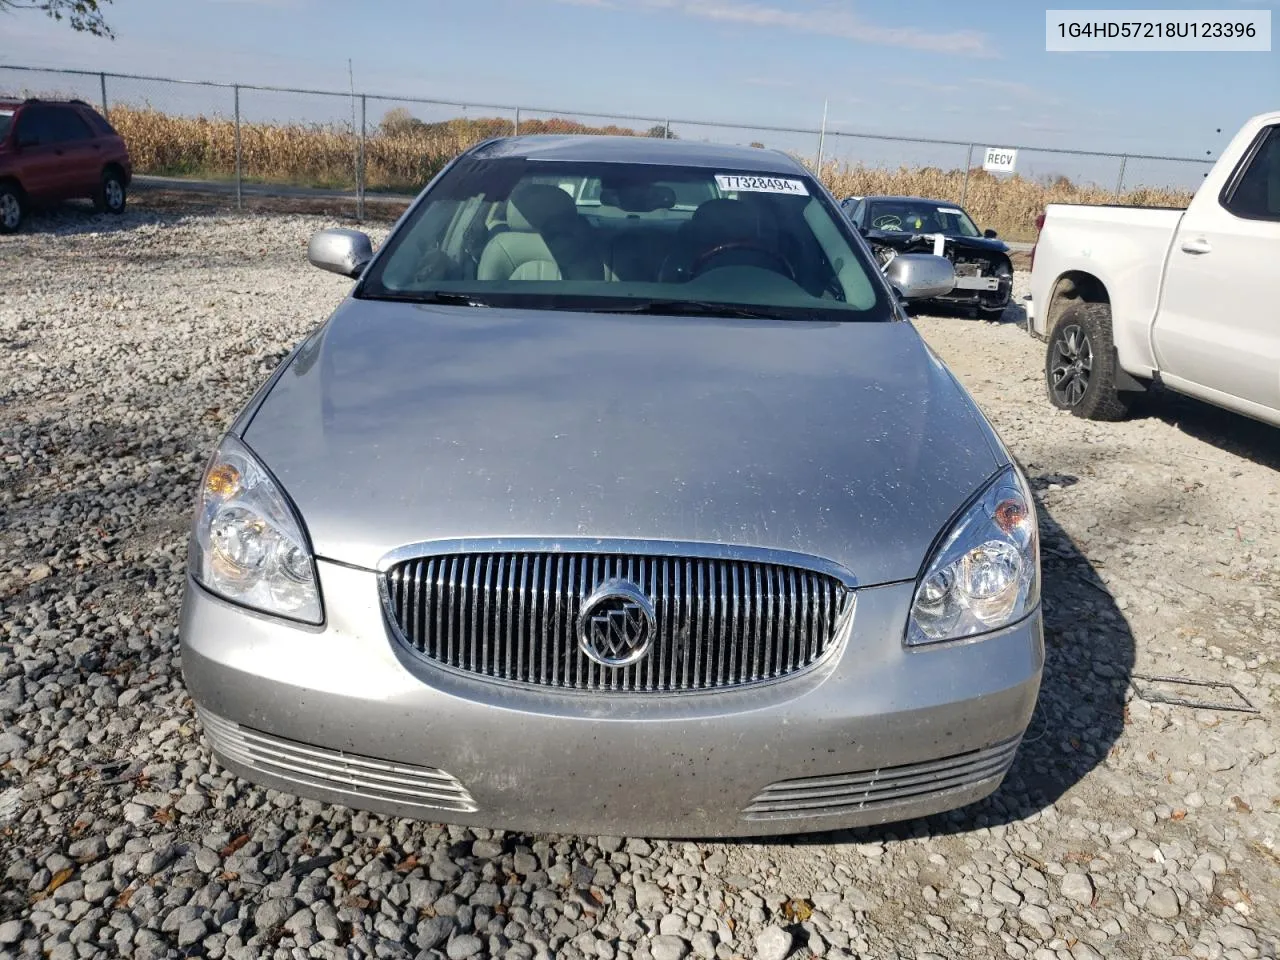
[983,147,1018,173]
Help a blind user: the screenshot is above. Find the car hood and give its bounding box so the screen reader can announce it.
[242,299,1006,586]
[866,230,1010,255]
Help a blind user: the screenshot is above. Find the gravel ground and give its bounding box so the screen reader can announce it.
[1,207,1277,960]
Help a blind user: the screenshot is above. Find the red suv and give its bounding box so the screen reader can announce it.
[0,98,133,233]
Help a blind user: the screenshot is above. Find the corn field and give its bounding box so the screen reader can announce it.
[107,105,1194,239]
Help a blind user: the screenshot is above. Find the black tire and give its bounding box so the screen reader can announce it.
[0,181,23,234]
[1045,302,1131,421]
[95,168,127,215]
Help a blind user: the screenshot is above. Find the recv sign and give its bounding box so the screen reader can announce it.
[983,147,1018,173]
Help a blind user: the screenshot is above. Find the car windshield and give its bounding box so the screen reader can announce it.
[358,155,892,321]
[866,201,981,238]
[0,111,13,140]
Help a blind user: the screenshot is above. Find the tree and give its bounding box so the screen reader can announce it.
[645,124,673,140]
[379,107,424,138]
[0,1,114,38]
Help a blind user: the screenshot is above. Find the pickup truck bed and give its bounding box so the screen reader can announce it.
[1026,109,1280,428]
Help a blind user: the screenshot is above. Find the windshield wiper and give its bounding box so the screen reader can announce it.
[362,290,493,307]
[591,299,806,321]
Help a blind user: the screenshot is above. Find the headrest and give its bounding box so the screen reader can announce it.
[507,183,577,231]
[688,198,764,242]
[599,184,677,213]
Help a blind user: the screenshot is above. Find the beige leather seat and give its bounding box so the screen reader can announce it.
[477,184,605,281]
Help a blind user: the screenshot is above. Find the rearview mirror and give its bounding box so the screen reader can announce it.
[983,228,998,239]
[308,228,374,278]
[882,253,955,300]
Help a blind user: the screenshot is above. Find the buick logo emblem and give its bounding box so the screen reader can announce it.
[577,579,656,668]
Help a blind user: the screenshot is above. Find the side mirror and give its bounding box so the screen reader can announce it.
[308,228,374,278]
[983,228,998,239]
[882,253,955,300]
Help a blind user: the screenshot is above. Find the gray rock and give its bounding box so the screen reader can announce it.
[315,903,342,940]
[0,920,26,945]
[1144,922,1176,944]
[650,935,691,960]
[1059,873,1094,906]
[137,845,176,875]
[1144,888,1180,919]
[447,934,484,959]
[176,793,209,815]
[513,852,539,876]
[472,839,504,859]
[418,917,456,951]
[255,897,299,932]
[635,882,666,911]
[991,882,1023,907]
[68,837,108,862]
[1217,923,1257,950]
[754,926,793,960]
[691,931,717,959]
[178,919,207,947]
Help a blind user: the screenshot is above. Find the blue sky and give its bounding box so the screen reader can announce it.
[4,0,1277,185]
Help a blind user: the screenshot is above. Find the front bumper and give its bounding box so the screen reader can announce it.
[180,561,1043,838]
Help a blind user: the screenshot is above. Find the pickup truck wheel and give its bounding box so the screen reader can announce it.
[1046,303,1131,421]
[0,183,23,234]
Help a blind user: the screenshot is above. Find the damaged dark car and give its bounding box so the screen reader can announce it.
[842,195,1013,319]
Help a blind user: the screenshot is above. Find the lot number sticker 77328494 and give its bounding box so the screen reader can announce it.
[715,174,810,196]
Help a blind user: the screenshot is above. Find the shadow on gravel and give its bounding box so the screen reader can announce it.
[740,474,1137,848]
[1136,388,1280,472]
[7,202,164,238]
[908,300,1024,326]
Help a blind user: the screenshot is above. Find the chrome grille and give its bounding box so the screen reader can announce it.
[198,707,477,813]
[742,735,1022,821]
[383,549,852,692]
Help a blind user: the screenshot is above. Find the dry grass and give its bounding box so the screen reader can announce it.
[107,105,1194,239]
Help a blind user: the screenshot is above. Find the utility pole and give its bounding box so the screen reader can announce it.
[348,59,362,219]
[815,98,829,172]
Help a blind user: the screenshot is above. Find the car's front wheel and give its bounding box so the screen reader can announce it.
[0,182,23,234]
[1046,302,1131,420]
[95,168,127,215]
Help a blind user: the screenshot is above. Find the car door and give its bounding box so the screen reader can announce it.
[1152,123,1280,413]
[45,106,101,197]
[10,105,62,198]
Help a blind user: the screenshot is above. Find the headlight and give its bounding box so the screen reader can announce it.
[189,435,322,624]
[906,464,1039,645]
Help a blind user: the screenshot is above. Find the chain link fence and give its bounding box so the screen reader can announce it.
[1,64,1214,238]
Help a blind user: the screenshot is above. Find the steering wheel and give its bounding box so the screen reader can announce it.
[871,214,902,231]
[689,241,796,281]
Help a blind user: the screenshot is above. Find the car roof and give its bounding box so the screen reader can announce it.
[467,135,810,175]
[862,195,965,207]
[3,98,93,110]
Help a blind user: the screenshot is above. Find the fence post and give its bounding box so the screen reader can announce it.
[233,85,243,212]
[664,118,670,140]
[1115,155,1128,196]
[514,107,520,136]
[357,94,367,221]
[99,72,108,119]
[960,143,975,207]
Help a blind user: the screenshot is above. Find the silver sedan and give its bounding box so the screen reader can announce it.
[179,135,1043,838]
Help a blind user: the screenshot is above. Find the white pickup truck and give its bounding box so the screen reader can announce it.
[1025,110,1279,427]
